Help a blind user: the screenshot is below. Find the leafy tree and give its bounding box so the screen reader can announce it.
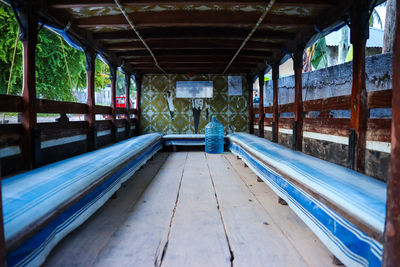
[0,4,111,101]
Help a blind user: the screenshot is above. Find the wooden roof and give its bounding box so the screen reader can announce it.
[10,0,381,75]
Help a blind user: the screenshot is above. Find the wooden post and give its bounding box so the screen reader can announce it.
[349,0,369,172]
[85,48,96,151]
[109,65,117,143]
[247,75,254,134]
[19,3,41,169]
[293,47,304,151]
[135,73,143,136]
[272,63,279,143]
[258,70,265,138]
[383,0,400,265]
[124,72,131,139]
[0,164,6,266]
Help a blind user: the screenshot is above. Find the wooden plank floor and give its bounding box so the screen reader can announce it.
[45,152,334,267]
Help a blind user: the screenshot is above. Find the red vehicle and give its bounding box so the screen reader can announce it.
[103,96,134,119]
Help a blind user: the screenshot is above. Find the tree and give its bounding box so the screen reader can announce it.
[0,4,111,101]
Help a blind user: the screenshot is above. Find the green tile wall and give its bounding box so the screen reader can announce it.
[141,74,249,134]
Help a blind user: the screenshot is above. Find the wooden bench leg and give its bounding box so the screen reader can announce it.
[244,163,248,168]
[278,197,288,205]
[236,155,240,160]
[257,177,263,182]
[111,192,118,199]
[173,145,177,152]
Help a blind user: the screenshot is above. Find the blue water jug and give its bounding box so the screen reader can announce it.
[205,116,224,154]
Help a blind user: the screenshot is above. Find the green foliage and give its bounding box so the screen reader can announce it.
[0,4,111,101]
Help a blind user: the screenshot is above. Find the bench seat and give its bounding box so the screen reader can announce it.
[2,133,162,267]
[229,132,386,267]
[162,134,206,146]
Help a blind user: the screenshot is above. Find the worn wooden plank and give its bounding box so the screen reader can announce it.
[36,99,88,114]
[162,152,231,267]
[0,94,23,112]
[367,119,391,142]
[44,152,170,266]
[303,95,350,112]
[93,105,112,115]
[278,102,295,113]
[206,154,308,266]
[279,118,294,129]
[368,89,392,109]
[90,152,187,266]
[224,154,335,267]
[293,48,304,151]
[264,106,273,113]
[264,117,273,126]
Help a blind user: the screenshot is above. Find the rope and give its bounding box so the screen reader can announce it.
[2,29,19,123]
[114,0,167,75]
[223,0,276,74]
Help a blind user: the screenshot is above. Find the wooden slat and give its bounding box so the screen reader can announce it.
[264,106,273,113]
[0,124,22,148]
[207,154,309,266]
[36,99,88,114]
[114,107,125,114]
[161,153,231,266]
[367,118,391,142]
[51,0,336,8]
[279,118,294,129]
[75,12,314,28]
[368,89,392,109]
[38,121,87,141]
[115,119,126,128]
[91,152,188,266]
[303,95,350,112]
[94,105,112,115]
[303,118,350,137]
[0,94,23,112]
[278,103,295,113]
[264,117,273,126]
[94,28,295,41]
[95,120,112,131]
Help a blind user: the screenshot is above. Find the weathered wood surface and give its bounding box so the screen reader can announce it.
[44,152,334,266]
[224,153,335,267]
[207,153,308,267]
[161,152,231,267]
[44,152,171,266]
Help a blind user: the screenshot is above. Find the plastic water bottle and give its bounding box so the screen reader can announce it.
[205,116,224,154]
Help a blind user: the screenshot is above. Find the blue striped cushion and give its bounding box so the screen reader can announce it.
[2,133,162,266]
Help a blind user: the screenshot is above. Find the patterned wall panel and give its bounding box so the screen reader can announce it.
[141,74,249,134]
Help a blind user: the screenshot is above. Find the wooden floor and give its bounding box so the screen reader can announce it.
[44,152,335,267]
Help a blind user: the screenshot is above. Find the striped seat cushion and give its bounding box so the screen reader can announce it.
[229,132,386,267]
[2,133,162,267]
[162,134,206,146]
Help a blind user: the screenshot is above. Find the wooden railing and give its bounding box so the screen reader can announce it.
[253,89,392,143]
[0,94,138,176]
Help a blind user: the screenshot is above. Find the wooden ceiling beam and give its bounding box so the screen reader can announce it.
[132,63,259,69]
[118,49,271,58]
[51,0,336,9]
[75,11,314,28]
[94,28,296,41]
[107,39,282,51]
[126,56,265,64]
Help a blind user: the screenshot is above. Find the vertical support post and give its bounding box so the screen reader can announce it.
[109,65,117,143]
[0,164,6,266]
[247,74,254,134]
[19,3,41,169]
[293,47,304,151]
[85,48,96,151]
[272,63,279,143]
[124,72,131,139]
[135,73,143,136]
[258,71,265,138]
[349,0,369,172]
[383,0,400,265]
